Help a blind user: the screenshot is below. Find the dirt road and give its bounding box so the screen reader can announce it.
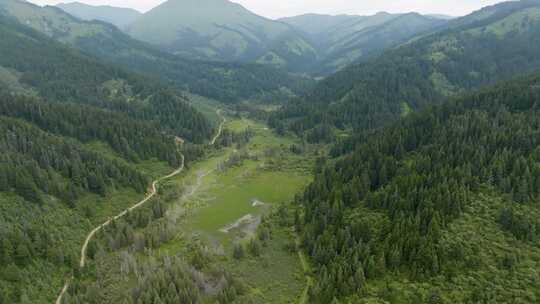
[56,110,226,303]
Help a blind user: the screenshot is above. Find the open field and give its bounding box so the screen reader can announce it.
[164,115,312,244]
[157,114,316,302]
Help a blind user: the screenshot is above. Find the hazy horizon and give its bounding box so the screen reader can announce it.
[27,0,509,19]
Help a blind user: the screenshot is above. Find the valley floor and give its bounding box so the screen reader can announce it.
[56,110,318,303]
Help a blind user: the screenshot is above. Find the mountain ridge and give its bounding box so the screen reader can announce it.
[271,0,540,138]
[0,0,314,102]
[125,0,318,71]
[56,1,141,29]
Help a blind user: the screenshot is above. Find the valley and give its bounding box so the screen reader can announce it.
[56,109,318,303]
[1,0,540,303]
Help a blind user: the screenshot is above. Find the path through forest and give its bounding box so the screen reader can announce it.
[55,109,226,304]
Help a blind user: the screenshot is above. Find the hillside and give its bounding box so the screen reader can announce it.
[56,1,142,29]
[298,73,540,303]
[125,0,318,71]
[280,12,447,74]
[0,6,225,301]
[271,0,540,140]
[0,0,312,102]
[0,15,213,143]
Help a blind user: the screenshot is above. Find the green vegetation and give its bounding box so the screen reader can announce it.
[223,218,306,303]
[296,74,540,303]
[3,1,540,304]
[271,0,540,140]
[56,2,142,29]
[280,12,446,75]
[56,113,317,303]
[0,15,214,143]
[125,0,318,72]
[0,10,212,303]
[0,0,314,103]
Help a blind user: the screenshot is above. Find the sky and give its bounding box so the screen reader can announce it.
[27,0,509,19]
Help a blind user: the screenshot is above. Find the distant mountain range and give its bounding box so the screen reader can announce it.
[56,1,141,29]
[0,0,313,103]
[280,12,448,74]
[124,0,318,72]
[272,0,540,137]
[53,0,450,75]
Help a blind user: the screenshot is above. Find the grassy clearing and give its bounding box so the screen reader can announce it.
[158,114,316,301]
[172,116,311,245]
[225,226,306,303]
[188,163,309,239]
[187,93,224,126]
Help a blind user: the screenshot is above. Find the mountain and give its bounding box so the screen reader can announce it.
[50,0,447,75]
[278,13,359,36]
[0,14,217,302]
[271,0,540,140]
[56,1,141,29]
[280,12,447,74]
[0,0,313,102]
[0,14,213,143]
[427,14,456,20]
[298,72,540,303]
[125,0,318,71]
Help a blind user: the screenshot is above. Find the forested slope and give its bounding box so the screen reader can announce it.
[125,0,318,72]
[0,0,313,102]
[0,16,213,143]
[281,12,447,75]
[271,0,540,140]
[297,74,540,303]
[0,14,212,303]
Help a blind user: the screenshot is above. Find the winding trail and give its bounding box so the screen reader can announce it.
[55,109,226,304]
[55,156,185,304]
[210,109,226,145]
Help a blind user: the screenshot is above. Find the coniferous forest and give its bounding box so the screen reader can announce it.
[298,75,540,303]
[1,0,540,303]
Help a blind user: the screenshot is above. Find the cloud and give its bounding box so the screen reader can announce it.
[27,0,507,18]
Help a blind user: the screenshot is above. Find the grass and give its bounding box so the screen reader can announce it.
[188,164,309,239]
[468,7,540,37]
[224,116,260,132]
[186,93,224,126]
[400,102,413,117]
[225,226,306,303]
[159,114,315,301]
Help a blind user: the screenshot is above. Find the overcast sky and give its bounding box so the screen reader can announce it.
[27,0,508,19]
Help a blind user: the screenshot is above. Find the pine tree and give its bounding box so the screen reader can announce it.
[15,175,41,204]
[249,238,261,257]
[233,243,245,260]
[0,168,7,191]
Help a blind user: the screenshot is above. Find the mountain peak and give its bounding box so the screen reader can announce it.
[55,1,142,29]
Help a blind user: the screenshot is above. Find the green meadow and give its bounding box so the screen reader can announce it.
[157,114,316,302]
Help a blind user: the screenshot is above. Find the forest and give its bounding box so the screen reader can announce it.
[2,0,540,303]
[296,74,540,303]
[0,16,214,143]
[270,0,540,141]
